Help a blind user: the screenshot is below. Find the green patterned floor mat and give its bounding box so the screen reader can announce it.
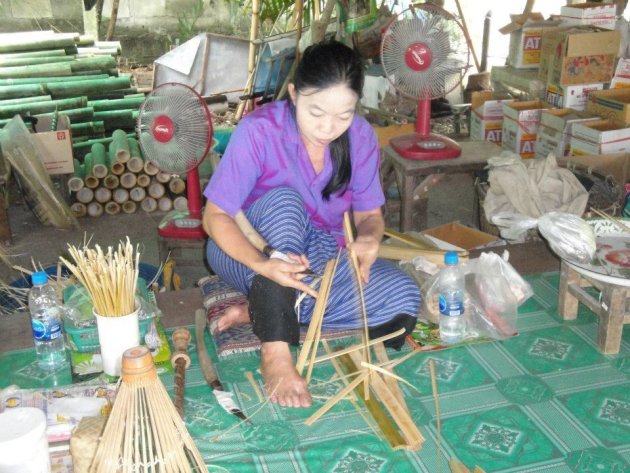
[3,271,630,472]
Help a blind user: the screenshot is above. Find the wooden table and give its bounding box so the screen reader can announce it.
[558,260,630,355]
[380,141,501,232]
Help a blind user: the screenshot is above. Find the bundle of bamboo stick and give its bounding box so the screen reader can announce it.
[69,129,190,218]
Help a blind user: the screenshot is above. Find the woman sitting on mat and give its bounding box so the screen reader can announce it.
[202,39,421,408]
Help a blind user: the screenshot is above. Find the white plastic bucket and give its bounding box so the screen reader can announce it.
[95,306,140,376]
[0,407,50,473]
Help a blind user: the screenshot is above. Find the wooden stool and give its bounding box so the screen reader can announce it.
[158,236,207,267]
[558,260,630,354]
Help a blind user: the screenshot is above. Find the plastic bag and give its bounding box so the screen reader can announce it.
[420,252,533,341]
[492,211,596,264]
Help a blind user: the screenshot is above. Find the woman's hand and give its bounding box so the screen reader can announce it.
[351,208,385,284]
[253,253,319,298]
[348,235,380,283]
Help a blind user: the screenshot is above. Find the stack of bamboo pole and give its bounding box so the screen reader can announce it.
[0,30,141,145]
[69,129,189,218]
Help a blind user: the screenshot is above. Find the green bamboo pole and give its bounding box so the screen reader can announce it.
[70,56,117,73]
[83,152,94,176]
[70,121,105,137]
[88,96,146,112]
[110,128,131,162]
[94,110,137,131]
[46,76,130,99]
[77,35,96,47]
[0,56,75,67]
[91,142,107,166]
[0,95,51,106]
[0,62,73,78]
[73,160,85,179]
[127,136,142,159]
[0,106,94,128]
[0,83,45,100]
[0,74,108,86]
[0,36,76,54]
[0,49,68,59]
[0,96,88,119]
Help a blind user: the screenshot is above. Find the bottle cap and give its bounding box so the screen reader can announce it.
[31,271,48,286]
[444,251,458,265]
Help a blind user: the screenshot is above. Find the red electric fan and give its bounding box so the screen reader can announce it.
[137,82,213,239]
[380,4,470,160]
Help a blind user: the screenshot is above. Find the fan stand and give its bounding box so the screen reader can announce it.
[390,97,461,161]
[158,166,206,239]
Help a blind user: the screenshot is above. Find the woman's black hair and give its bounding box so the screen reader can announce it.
[293,40,364,200]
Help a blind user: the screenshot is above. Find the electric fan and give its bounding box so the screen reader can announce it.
[380,4,470,160]
[137,82,213,239]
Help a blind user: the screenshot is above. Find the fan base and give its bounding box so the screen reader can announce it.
[159,211,206,240]
[390,133,461,160]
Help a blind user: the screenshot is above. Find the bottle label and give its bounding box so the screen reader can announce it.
[32,318,62,342]
[438,295,464,316]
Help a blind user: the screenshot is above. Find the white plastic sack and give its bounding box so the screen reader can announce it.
[483,152,588,228]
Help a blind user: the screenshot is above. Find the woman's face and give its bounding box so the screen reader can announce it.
[289,83,358,150]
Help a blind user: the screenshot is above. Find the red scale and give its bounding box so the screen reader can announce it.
[137,83,213,239]
[381,4,471,161]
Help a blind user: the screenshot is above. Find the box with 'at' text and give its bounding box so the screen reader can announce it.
[470,91,514,145]
[502,100,550,159]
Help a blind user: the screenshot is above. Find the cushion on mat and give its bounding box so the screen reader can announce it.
[198,275,358,357]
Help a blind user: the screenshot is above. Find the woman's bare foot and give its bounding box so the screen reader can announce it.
[216,303,250,332]
[261,341,312,408]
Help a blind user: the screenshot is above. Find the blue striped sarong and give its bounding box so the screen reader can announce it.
[206,188,421,330]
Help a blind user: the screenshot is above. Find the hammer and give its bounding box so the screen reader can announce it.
[171,327,192,418]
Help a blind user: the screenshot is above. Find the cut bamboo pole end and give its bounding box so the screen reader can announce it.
[136,173,150,188]
[129,186,146,203]
[67,176,84,192]
[158,196,173,212]
[143,160,159,176]
[86,201,103,217]
[168,177,185,194]
[75,187,94,204]
[105,201,120,215]
[84,175,99,189]
[122,200,137,214]
[94,186,112,204]
[112,187,129,204]
[119,171,137,189]
[173,196,187,211]
[156,171,171,184]
[127,156,143,173]
[148,181,165,199]
[103,174,119,190]
[141,196,157,213]
[70,202,86,218]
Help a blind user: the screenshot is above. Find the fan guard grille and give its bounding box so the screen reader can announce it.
[137,83,212,175]
[381,5,470,100]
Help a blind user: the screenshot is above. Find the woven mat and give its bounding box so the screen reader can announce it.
[198,276,359,357]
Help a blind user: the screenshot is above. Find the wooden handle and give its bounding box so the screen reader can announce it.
[194,308,221,389]
[170,327,191,369]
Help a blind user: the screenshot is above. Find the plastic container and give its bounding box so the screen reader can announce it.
[438,252,466,344]
[29,271,68,371]
[0,407,50,473]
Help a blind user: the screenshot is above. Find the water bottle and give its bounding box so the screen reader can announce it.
[28,271,68,371]
[438,252,465,344]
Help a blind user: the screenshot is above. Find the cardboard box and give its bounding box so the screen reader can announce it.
[502,100,550,159]
[611,58,630,89]
[559,2,616,31]
[545,82,604,111]
[570,119,630,155]
[535,108,597,159]
[500,13,560,69]
[586,88,630,125]
[469,91,514,144]
[539,26,620,86]
[421,222,500,251]
[31,114,74,175]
